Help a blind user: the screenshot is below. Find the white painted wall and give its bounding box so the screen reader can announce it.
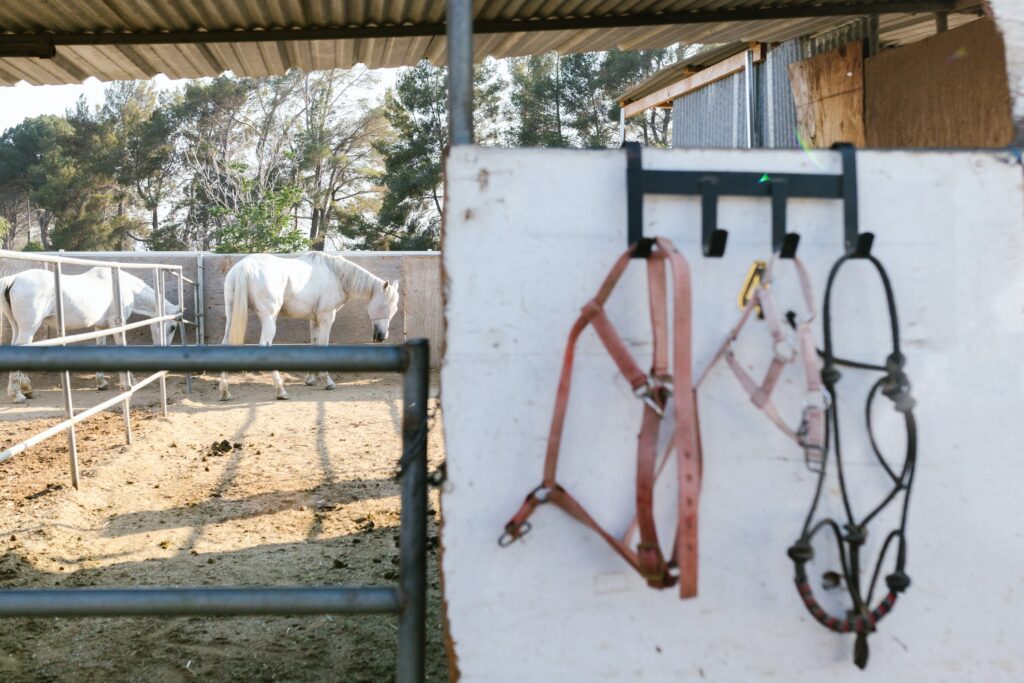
[441,146,1024,681]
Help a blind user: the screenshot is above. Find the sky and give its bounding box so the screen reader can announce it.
[0,69,399,135]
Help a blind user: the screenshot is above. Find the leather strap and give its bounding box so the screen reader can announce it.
[696,256,824,467]
[502,237,701,599]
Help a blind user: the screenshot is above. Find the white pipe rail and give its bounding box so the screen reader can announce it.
[0,249,183,271]
[0,370,167,463]
[24,314,179,347]
[0,249,199,488]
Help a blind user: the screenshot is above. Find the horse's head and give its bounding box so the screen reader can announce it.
[148,301,181,346]
[367,280,400,342]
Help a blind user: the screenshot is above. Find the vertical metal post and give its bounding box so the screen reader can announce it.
[111,267,132,445]
[396,339,428,683]
[619,107,626,145]
[935,12,948,32]
[744,48,755,149]
[177,270,191,394]
[867,15,880,57]
[153,268,168,417]
[53,263,79,489]
[446,0,474,145]
[196,253,206,345]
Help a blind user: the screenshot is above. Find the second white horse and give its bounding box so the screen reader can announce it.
[218,252,400,401]
[0,267,180,403]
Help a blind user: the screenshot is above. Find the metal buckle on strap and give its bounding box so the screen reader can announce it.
[634,377,672,418]
[797,389,830,472]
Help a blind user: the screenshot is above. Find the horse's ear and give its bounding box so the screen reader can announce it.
[390,279,400,290]
[382,281,390,290]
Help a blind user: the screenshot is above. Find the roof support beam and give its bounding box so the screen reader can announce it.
[0,2,966,58]
[623,45,766,119]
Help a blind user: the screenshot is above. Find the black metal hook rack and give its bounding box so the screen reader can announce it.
[624,142,872,259]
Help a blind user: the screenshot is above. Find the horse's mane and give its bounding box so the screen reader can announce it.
[301,252,381,296]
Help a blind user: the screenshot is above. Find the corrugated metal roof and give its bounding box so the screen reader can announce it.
[619,11,981,107]
[0,1,981,86]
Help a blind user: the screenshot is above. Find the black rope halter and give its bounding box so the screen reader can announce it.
[787,253,917,669]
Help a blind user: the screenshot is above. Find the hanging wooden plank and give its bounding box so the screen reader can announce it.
[865,18,1013,147]
[787,42,866,148]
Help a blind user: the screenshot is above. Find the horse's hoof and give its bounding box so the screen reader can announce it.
[304,377,318,386]
[12,395,26,404]
[219,394,232,402]
[276,393,289,401]
[97,384,109,391]
[23,392,32,399]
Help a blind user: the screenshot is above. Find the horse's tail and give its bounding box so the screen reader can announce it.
[0,276,15,337]
[222,265,250,346]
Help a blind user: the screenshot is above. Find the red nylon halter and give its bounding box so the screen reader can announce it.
[500,237,703,599]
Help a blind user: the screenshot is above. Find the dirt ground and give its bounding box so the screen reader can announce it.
[0,369,447,682]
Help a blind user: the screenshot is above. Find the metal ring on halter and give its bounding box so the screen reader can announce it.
[773,338,799,362]
[801,387,832,412]
[498,521,532,547]
[531,485,552,503]
[634,379,668,418]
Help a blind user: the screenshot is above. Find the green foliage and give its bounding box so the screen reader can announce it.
[212,182,308,254]
[506,48,679,148]
[0,48,678,254]
[22,241,43,252]
[346,59,504,251]
[508,54,565,147]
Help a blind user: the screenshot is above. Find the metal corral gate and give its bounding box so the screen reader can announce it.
[0,341,430,683]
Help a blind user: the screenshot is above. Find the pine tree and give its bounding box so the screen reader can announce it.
[343,59,504,250]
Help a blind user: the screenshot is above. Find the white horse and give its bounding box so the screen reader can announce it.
[217,252,400,401]
[0,267,180,403]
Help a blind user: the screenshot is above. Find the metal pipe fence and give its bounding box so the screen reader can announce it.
[0,250,199,486]
[0,342,430,683]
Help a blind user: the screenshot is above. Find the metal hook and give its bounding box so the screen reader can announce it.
[700,177,728,257]
[769,177,800,258]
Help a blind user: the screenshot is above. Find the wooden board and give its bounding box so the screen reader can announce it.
[402,256,443,366]
[788,42,866,148]
[865,18,1014,147]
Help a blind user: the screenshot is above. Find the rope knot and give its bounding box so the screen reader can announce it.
[787,539,814,564]
[844,524,867,546]
[885,571,911,593]
[821,364,841,385]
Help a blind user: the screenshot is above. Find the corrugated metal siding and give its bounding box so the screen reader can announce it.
[760,39,802,148]
[0,1,982,86]
[673,39,802,149]
[673,68,746,148]
[669,13,983,149]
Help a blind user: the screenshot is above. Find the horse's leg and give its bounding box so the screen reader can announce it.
[304,321,318,386]
[95,331,110,390]
[217,316,233,401]
[315,312,337,390]
[9,320,41,403]
[257,313,288,400]
[5,313,21,402]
